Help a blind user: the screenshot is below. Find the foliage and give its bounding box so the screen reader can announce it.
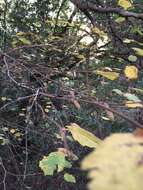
[39,151,72,175]
[67,123,101,148]
[95,70,119,81]
[64,173,76,183]
[124,65,138,79]
[0,0,143,189]
[118,0,133,10]
[81,133,143,190]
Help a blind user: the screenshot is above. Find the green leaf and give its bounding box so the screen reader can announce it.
[128,55,137,62]
[81,133,143,190]
[124,93,141,102]
[18,37,31,45]
[131,88,143,94]
[39,152,72,176]
[115,17,125,23]
[64,173,76,183]
[113,89,140,102]
[66,123,101,148]
[112,89,123,95]
[0,135,9,145]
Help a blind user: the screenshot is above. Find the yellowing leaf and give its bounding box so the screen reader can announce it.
[96,70,119,80]
[118,0,132,10]
[81,133,143,190]
[124,65,138,79]
[132,47,143,56]
[39,152,72,176]
[67,123,101,148]
[125,101,143,108]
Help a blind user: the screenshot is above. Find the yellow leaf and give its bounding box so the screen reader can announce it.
[124,65,138,79]
[66,123,101,148]
[125,101,143,108]
[81,133,143,190]
[118,0,132,10]
[132,47,143,56]
[96,70,119,80]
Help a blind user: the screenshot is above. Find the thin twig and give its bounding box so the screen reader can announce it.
[0,157,7,190]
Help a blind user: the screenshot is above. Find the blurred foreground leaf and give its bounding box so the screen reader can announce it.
[81,133,143,190]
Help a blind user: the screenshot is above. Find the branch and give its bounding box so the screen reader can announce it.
[80,99,143,129]
[39,92,143,129]
[70,0,143,20]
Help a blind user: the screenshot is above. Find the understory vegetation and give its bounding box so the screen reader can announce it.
[0,0,143,189]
